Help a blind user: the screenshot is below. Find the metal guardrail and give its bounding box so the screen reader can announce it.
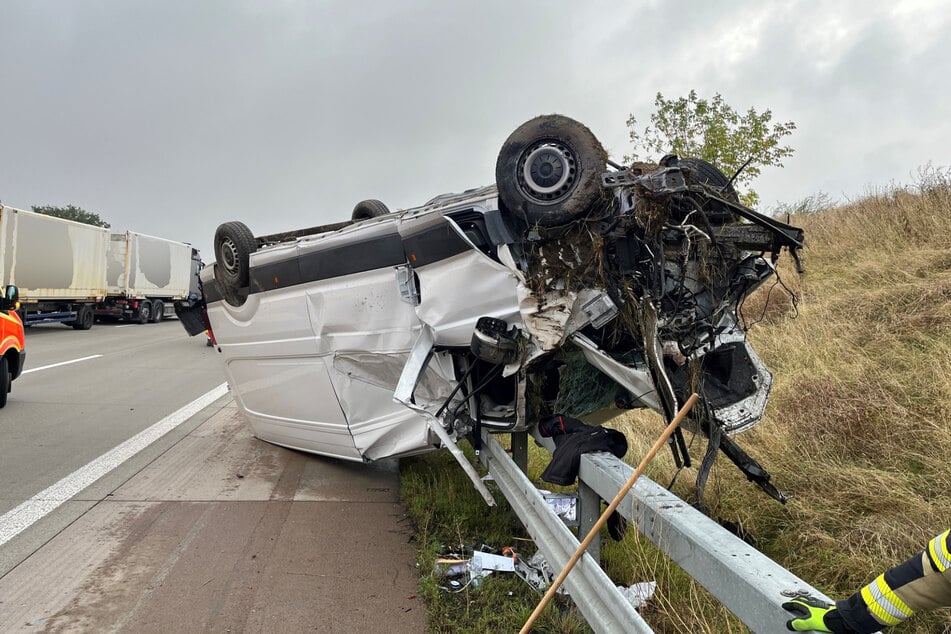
[479,433,654,633]
[579,452,843,634]
[479,430,849,633]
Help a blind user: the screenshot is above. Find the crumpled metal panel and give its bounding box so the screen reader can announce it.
[517,285,607,355]
[411,249,521,347]
[332,350,458,461]
[226,354,363,461]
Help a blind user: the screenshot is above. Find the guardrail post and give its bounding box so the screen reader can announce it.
[577,479,601,563]
[510,431,528,474]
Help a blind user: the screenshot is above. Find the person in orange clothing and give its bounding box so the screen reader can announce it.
[784,529,951,632]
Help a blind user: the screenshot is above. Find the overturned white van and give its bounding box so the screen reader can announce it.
[201,115,803,504]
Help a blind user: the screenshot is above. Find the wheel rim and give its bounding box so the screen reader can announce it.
[517,140,577,205]
[219,238,239,275]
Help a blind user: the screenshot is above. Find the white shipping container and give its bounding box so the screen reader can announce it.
[0,204,109,301]
[106,231,193,300]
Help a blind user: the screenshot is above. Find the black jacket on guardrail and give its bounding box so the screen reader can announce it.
[538,415,627,486]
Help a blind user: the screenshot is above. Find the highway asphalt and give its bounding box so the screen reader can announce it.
[0,320,425,631]
[1,320,223,518]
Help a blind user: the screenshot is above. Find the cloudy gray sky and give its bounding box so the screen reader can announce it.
[2,0,949,259]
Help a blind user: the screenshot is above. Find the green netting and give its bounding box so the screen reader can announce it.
[552,347,618,418]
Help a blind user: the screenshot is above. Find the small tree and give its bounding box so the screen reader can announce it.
[626,90,796,207]
[32,204,110,228]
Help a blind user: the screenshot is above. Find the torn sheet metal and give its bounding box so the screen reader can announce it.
[394,327,495,505]
[517,285,616,353]
[694,327,773,435]
[403,215,521,347]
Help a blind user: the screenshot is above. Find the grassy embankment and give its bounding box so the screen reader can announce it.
[401,171,951,633]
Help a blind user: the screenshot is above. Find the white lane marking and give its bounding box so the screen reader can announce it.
[0,382,229,546]
[22,355,103,375]
[114,325,135,328]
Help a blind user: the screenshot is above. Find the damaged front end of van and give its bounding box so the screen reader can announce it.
[203,114,803,506]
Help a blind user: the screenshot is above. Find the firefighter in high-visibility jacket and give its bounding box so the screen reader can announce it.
[783,529,951,632]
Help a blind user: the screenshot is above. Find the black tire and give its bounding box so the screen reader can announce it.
[675,157,740,224]
[496,115,607,228]
[72,304,94,330]
[151,300,164,323]
[214,221,256,305]
[351,199,389,221]
[138,300,153,324]
[678,158,739,202]
[0,357,9,408]
[220,280,245,308]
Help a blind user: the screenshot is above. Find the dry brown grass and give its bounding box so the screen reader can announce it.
[610,171,951,632]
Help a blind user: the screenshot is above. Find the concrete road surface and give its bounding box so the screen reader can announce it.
[0,322,425,632]
[1,321,225,573]
[1,321,223,516]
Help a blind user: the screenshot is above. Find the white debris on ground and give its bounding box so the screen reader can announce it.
[617,581,657,609]
[539,491,578,525]
[436,545,657,610]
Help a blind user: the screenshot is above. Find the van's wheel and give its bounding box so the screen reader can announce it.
[214,221,256,306]
[351,199,389,221]
[138,300,153,324]
[675,157,741,223]
[496,115,608,228]
[216,267,246,307]
[72,304,94,330]
[678,158,739,202]
[0,357,9,408]
[151,300,164,323]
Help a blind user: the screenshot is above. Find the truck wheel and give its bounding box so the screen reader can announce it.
[351,199,389,221]
[72,305,94,330]
[138,300,153,324]
[151,300,164,323]
[0,357,9,408]
[496,115,607,228]
[214,222,256,289]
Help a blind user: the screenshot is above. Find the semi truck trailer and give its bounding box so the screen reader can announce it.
[96,230,201,323]
[0,204,200,329]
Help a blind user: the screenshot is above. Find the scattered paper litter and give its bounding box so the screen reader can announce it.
[471,550,515,573]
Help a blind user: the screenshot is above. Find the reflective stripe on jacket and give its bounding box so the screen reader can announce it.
[837,530,951,633]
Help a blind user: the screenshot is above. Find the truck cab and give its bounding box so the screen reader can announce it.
[0,285,26,408]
